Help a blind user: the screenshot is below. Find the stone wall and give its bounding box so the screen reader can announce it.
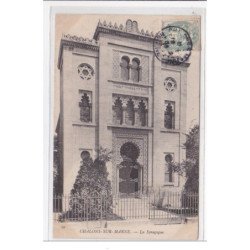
[58,23,188,195]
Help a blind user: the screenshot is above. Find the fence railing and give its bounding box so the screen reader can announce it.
[53,190,198,223]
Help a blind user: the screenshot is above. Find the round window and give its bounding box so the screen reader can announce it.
[77,63,94,80]
[165,154,173,163]
[164,77,177,92]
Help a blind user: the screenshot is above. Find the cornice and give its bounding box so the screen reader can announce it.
[107,124,153,131]
[108,79,153,88]
[161,61,190,68]
[57,34,99,69]
[93,20,156,43]
[57,21,191,69]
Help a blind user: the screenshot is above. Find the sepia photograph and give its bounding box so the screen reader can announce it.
[50,10,204,240]
[3,0,250,248]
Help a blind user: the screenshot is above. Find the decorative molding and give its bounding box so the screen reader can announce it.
[109,79,152,88]
[72,122,96,127]
[93,19,156,42]
[72,51,98,59]
[160,128,180,134]
[79,148,93,158]
[112,93,148,109]
[108,124,153,131]
[62,34,99,46]
[108,42,153,53]
[164,183,175,186]
[57,34,99,69]
[161,62,190,69]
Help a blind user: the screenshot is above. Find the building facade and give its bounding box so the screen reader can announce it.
[56,19,189,196]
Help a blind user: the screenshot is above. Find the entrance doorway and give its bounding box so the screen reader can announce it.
[118,142,141,195]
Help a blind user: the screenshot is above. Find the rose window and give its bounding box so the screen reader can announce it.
[77,64,94,80]
[164,77,177,92]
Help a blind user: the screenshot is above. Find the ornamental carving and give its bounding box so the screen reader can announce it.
[112,94,148,127]
[112,130,148,195]
[77,63,94,80]
[112,94,148,109]
[79,91,92,122]
[96,19,155,38]
[164,77,177,92]
[62,34,99,46]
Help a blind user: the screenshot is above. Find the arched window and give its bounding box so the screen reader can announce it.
[125,98,135,125]
[138,100,147,126]
[165,154,173,183]
[120,56,130,81]
[164,101,175,129]
[79,93,92,122]
[80,150,91,161]
[113,97,123,125]
[131,58,140,82]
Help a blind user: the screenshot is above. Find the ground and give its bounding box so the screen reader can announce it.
[53,218,199,240]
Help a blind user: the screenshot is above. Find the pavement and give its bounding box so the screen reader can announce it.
[53,218,199,240]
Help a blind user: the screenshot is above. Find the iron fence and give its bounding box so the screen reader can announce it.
[53,190,198,223]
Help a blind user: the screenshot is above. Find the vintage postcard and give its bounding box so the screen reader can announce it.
[46,2,205,241]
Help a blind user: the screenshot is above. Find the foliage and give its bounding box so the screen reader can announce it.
[183,125,199,193]
[173,125,200,193]
[95,146,112,163]
[53,164,58,193]
[184,125,199,163]
[53,134,61,195]
[60,147,113,221]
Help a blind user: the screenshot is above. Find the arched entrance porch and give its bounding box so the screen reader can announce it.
[112,129,149,196]
[118,142,141,196]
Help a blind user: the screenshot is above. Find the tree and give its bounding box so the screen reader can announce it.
[65,147,113,220]
[182,125,199,193]
[172,125,199,193]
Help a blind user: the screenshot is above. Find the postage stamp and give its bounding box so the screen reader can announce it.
[45,2,205,241]
[153,25,193,64]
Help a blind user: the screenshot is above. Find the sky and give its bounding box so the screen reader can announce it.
[53,14,201,132]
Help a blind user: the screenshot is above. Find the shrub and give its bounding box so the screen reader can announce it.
[60,147,113,221]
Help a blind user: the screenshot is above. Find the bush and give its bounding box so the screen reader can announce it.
[60,148,113,221]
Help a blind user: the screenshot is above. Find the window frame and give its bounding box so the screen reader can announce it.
[79,91,92,123]
[131,58,141,82]
[120,56,130,81]
[164,100,175,129]
[164,153,174,185]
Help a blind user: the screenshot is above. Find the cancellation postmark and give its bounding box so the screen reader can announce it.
[153,25,193,64]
